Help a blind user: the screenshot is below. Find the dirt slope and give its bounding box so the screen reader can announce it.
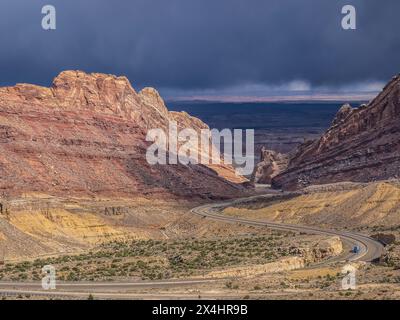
[223,181,400,228]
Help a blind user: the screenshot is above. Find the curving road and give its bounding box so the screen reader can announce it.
[190,195,384,263]
[0,194,384,298]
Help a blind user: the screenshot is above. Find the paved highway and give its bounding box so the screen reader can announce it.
[190,195,384,263]
[0,193,384,298]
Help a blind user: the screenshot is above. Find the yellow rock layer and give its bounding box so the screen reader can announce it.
[223,182,400,226]
[9,209,127,245]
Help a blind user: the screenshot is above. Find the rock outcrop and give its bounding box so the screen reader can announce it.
[273,74,400,190]
[289,236,343,263]
[0,71,247,199]
[205,256,305,278]
[251,147,288,184]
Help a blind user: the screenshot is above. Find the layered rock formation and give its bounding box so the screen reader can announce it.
[251,147,288,184]
[272,74,400,190]
[0,71,246,199]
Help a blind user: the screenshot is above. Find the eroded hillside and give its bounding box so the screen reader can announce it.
[223,181,400,228]
[272,75,400,190]
[0,70,247,200]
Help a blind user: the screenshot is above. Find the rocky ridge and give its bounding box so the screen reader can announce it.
[0,70,247,199]
[272,74,400,190]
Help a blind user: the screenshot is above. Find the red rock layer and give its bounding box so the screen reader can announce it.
[0,71,246,199]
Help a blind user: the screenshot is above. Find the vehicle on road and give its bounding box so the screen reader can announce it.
[352,245,360,253]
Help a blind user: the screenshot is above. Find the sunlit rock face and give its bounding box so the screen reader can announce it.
[0,71,247,200]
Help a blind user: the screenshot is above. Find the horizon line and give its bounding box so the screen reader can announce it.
[165,92,378,104]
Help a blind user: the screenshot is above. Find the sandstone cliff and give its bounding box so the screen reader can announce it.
[272,74,400,190]
[251,147,288,184]
[0,71,246,199]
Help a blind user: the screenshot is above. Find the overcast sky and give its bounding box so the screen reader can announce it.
[0,0,399,98]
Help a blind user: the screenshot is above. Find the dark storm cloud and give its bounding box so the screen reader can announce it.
[0,0,399,94]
